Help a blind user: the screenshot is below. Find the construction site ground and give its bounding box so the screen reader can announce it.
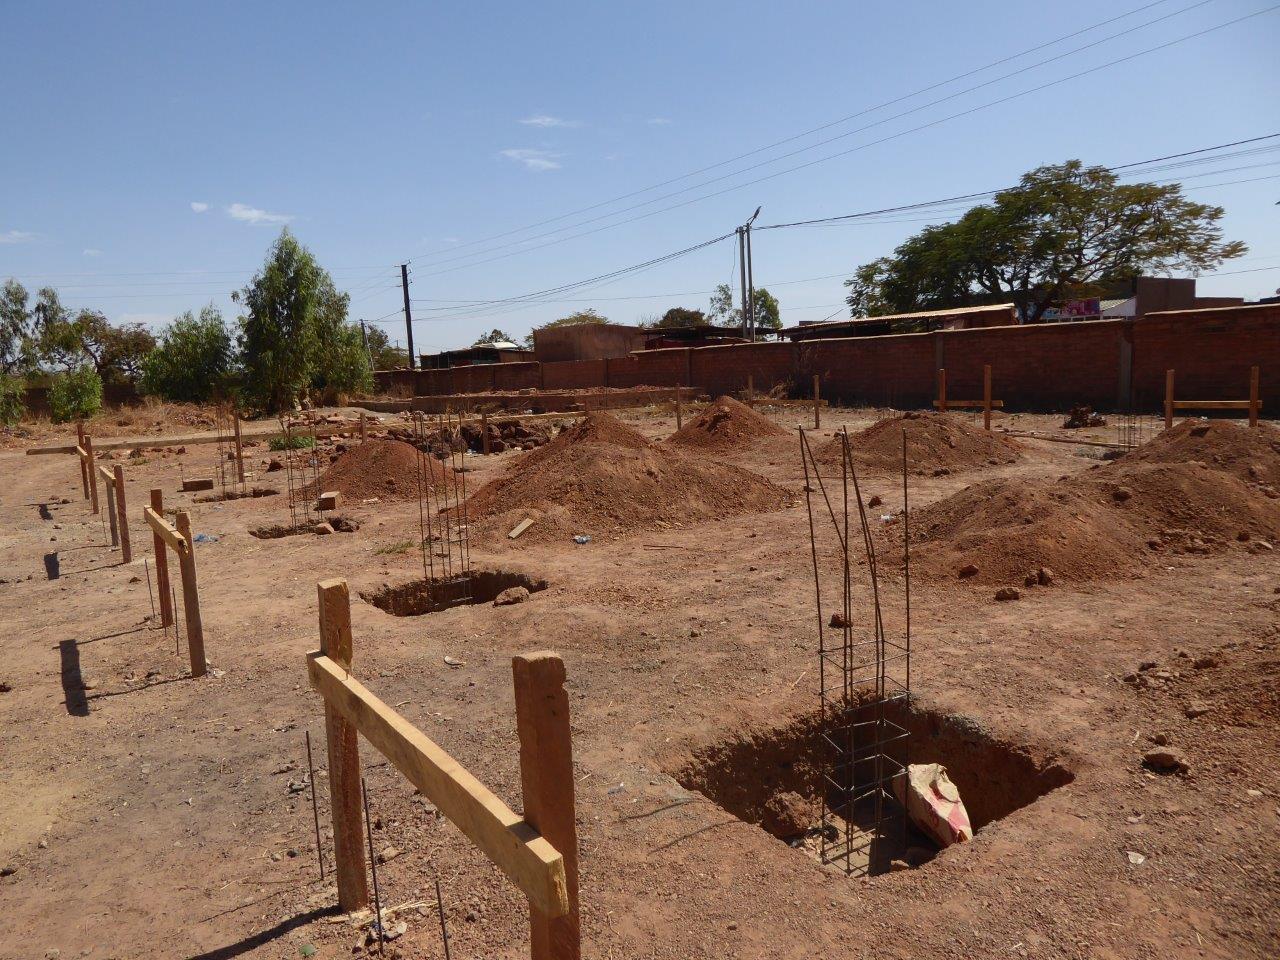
[1,403,1277,959]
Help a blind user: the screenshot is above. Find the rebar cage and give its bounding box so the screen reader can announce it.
[799,425,911,876]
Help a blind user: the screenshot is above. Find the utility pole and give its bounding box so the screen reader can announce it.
[738,207,762,341]
[359,319,370,367]
[400,264,415,369]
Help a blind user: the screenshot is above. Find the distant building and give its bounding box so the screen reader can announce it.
[1036,277,1244,322]
[780,303,1017,341]
[532,323,647,363]
[419,340,531,369]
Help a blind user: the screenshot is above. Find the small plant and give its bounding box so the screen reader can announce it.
[374,540,415,556]
[49,367,103,423]
[0,374,25,426]
[268,433,315,451]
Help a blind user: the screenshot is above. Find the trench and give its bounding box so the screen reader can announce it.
[195,487,280,503]
[249,515,358,539]
[362,570,548,616]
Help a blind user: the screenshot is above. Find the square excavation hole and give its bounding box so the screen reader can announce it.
[672,699,1073,876]
[361,569,547,616]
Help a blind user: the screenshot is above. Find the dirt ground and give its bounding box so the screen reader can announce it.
[1,402,1277,959]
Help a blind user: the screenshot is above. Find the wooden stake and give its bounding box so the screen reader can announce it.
[982,365,992,431]
[359,412,367,443]
[103,468,119,548]
[1249,365,1260,428]
[937,369,947,413]
[151,489,173,628]
[174,510,206,678]
[113,465,131,561]
[232,411,246,484]
[85,436,99,514]
[513,652,580,960]
[813,374,821,429]
[1164,369,1175,429]
[317,579,370,913]
[674,390,682,430]
[77,422,89,499]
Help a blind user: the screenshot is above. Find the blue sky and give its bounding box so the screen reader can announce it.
[2,0,1278,354]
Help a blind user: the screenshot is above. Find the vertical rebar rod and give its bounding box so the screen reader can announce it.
[143,557,156,621]
[434,875,452,960]
[361,778,384,953]
[306,731,325,882]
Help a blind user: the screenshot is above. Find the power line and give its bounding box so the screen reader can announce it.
[406,0,1234,277]
[405,0,1189,266]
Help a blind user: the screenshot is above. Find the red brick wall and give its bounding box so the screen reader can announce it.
[1132,303,1280,410]
[690,341,797,397]
[374,303,1280,414]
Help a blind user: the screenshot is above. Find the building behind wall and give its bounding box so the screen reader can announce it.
[532,323,647,362]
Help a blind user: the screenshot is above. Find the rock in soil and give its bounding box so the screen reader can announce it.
[493,586,530,606]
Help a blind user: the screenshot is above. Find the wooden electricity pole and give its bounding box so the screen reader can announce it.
[401,264,416,370]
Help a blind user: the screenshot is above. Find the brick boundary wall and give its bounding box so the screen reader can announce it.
[374,303,1279,414]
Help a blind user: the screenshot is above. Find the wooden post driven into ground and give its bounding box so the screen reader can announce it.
[232,412,246,484]
[813,374,821,429]
[514,653,581,960]
[317,580,369,912]
[76,422,89,499]
[150,489,173,629]
[98,464,119,547]
[675,389,683,430]
[1164,365,1262,429]
[307,579,578,957]
[113,465,131,562]
[85,436,99,514]
[144,503,205,677]
[933,365,1002,428]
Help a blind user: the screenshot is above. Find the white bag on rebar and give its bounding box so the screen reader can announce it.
[893,762,974,848]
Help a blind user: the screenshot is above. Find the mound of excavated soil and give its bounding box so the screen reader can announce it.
[665,395,788,450]
[300,439,450,503]
[465,412,792,543]
[906,450,1280,584]
[818,412,1023,475]
[1121,420,1280,487]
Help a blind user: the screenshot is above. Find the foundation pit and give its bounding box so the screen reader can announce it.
[362,569,547,616]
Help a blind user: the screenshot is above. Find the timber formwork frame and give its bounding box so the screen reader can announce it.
[799,426,911,877]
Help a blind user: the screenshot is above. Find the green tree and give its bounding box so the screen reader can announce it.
[844,160,1246,322]
[309,278,372,401]
[364,325,409,370]
[235,229,326,412]
[1,279,33,374]
[37,308,155,385]
[655,307,706,329]
[708,283,736,323]
[751,288,781,330]
[474,328,516,344]
[49,367,103,423]
[140,305,236,403]
[0,374,24,426]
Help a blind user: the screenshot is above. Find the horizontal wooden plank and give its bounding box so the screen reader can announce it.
[26,423,353,456]
[307,652,569,917]
[96,464,115,487]
[144,507,187,555]
[931,400,1006,409]
[1172,400,1261,410]
[75,445,89,459]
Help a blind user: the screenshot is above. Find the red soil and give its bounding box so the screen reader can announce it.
[818,412,1023,475]
[665,395,788,450]
[301,438,450,503]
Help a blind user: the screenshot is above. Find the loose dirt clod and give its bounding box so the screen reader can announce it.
[819,412,1023,474]
[665,395,788,450]
[465,412,791,543]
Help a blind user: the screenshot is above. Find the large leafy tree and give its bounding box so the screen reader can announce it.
[140,305,236,403]
[655,307,706,329]
[706,284,781,330]
[364,325,409,370]
[524,308,607,349]
[37,307,155,384]
[845,160,1247,322]
[1,279,32,374]
[236,229,369,410]
[474,328,516,344]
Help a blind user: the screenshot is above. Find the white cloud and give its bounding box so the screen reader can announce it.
[646,117,672,125]
[499,148,562,172]
[226,202,294,225]
[190,201,209,213]
[83,248,103,257]
[519,114,581,128]
[0,229,36,244]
